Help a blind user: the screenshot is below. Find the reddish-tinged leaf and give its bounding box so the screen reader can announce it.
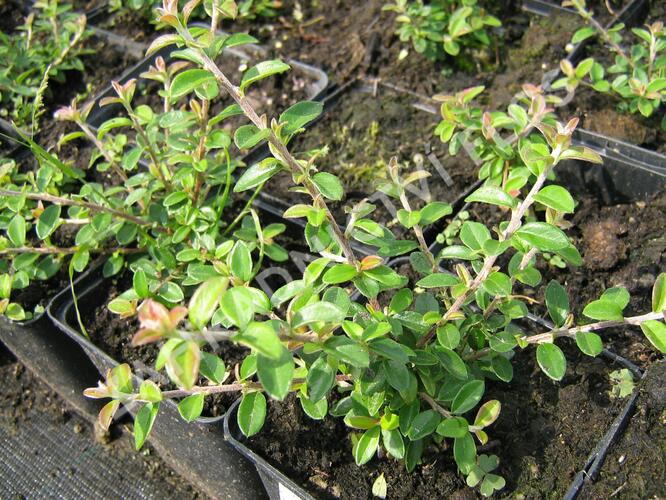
[98,400,120,431]
[132,328,164,346]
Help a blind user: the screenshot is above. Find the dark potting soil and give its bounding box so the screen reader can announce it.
[557,0,666,152]
[93,10,157,44]
[246,343,624,499]
[0,346,207,499]
[586,359,666,499]
[264,86,478,240]
[0,0,24,34]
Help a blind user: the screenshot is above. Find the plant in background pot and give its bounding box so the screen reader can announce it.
[83,1,666,496]
[553,0,666,129]
[0,26,290,320]
[0,0,90,134]
[108,0,282,23]
[382,0,501,66]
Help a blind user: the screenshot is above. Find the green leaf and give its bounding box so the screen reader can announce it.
[199,352,226,384]
[312,172,343,201]
[323,264,357,284]
[354,426,380,465]
[240,60,290,92]
[545,280,569,327]
[307,356,335,402]
[230,241,253,282]
[454,433,477,474]
[465,186,517,208]
[437,416,469,438]
[420,202,452,225]
[234,158,281,192]
[220,287,255,329]
[640,320,666,354]
[437,324,461,350]
[257,348,294,400]
[407,410,441,440]
[134,403,159,450]
[534,185,575,213]
[653,273,666,313]
[188,277,228,329]
[292,301,346,328]
[382,428,405,460]
[234,125,270,149]
[279,101,323,134]
[298,393,328,419]
[133,269,150,298]
[389,289,413,314]
[576,332,603,357]
[536,343,566,381]
[370,338,412,363]
[238,392,266,437]
[601,287,630,310]
[158,282,184,303]
[452,380,485,415]
[416,273,458,288]
[514,222,569,251]
[36,205,61,240]
[571,26,596,43]
[7,215,26,246]
[439,245,478,261]
[460,221,491,251]
[139,380,162,403]
[474,400,501,428]
[178,393,204,422]
[236,321,283,360]
[323,337,370,368]
[170,69,215,100]
[384,360,410,392]
[482,272,512,297]
[583,299,623,321]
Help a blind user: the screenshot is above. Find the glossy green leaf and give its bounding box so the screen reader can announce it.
[534,185,575,213]
[514,222,569,251]
[170,69,215,99]
[640,320,666,354]
[257,348,294,400]
[416,273,458,288]
[465,186,517,208]
[188,277,228,329]
[575,332,603,357]
[354,426,380,465]
[199,352,226,384]
[36,205,61,240]
[653,273,666,313]
[178,393,204,422]
[7,214,26,246]
[238,392,266,437]
[436,417,468,438]
[220,287,255,329]
[545,280,569,327]
[234,125,270,149]
[134,403,159,450]
[323,264,357,284]
[236,321,283,360]
[452,380,485,415]
[407,410,441,440]
[582,299,623,321]
[240,60,290,92]
[307,356,335,402]
[279,101,323,134]
[536,343,566,381]
[230,241,253,282]
[312,172,343,201]
[292,301,346,328]
[234,158,281,192]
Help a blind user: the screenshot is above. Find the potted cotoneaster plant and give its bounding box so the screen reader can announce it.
[83,1,666,497]
[549,0,666,169]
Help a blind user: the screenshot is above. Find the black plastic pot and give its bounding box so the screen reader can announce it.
[0,290,101,420]
[47,265,267,499]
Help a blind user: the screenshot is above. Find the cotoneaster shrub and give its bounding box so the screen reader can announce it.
[84,1,666,496]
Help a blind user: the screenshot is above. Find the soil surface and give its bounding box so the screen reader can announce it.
[587,359,666,499]
[247,344,624,499]
[0,346,206,498]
